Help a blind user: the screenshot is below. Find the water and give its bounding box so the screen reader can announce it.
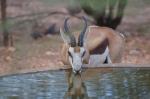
[0,68,150,99]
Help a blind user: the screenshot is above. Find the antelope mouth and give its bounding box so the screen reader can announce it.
[73,69,82,74]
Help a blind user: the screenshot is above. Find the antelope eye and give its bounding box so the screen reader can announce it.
[68,51,72,57]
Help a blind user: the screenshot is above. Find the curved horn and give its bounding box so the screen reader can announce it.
[78,16,88,47]
[64,17,76,47]
[64,17,70,33]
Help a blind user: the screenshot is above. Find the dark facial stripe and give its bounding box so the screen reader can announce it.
[68,51,73,63]
[82,51,86,57]
[68,51,72,58]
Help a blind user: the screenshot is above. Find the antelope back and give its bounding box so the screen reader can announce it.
[86,26,125,63]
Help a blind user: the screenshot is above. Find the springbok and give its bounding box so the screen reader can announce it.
[60,16,125,73]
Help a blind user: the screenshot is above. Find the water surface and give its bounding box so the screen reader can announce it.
[0,68,150,99]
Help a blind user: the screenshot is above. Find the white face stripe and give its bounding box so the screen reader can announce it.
[68,47,74,54]
[68,47,86,72]
[80,47,85,55]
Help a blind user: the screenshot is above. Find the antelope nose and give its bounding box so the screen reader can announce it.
[73,68,82,74]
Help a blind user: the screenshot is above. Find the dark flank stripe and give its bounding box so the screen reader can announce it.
[90,38,109,55]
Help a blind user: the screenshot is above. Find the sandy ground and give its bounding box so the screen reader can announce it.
[0,35,150,76]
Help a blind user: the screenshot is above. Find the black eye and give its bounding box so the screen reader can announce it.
[68,51,72,57]
[82,51,86,57]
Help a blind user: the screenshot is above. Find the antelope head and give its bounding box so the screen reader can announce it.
[60,16,89,73]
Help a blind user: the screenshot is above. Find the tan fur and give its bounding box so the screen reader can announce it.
[74,47,80,52]
[87,26,125,62]
[61,43,70,65]
[61,25,125,65]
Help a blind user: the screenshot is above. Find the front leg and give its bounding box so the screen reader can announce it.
[107,55,112,63]
[104,55,112,64]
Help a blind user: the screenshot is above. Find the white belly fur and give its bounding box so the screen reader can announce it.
[89,46,111,65]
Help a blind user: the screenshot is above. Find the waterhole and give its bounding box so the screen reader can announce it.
[0,68,149,99]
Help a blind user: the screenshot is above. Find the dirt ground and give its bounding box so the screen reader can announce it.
[0,0,150,76]
[0,35,150,76]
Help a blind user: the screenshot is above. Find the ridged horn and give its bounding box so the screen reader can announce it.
[64,17,76,47]
[78,16,88,47]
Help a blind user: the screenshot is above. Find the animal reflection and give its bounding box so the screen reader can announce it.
[64,70,89,99]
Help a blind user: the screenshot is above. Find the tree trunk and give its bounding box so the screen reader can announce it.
[1,0,11,47]
[80,0,127,29]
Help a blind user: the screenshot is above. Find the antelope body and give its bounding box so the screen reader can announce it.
[60,17,125,73]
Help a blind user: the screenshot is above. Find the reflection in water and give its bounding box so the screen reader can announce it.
[64,68,112,99]
[0,68,149,99]
[64,70,89,99]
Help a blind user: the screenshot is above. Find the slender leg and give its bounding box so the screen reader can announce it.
[107,55,112,63]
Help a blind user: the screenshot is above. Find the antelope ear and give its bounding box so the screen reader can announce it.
[60,28,71,44]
